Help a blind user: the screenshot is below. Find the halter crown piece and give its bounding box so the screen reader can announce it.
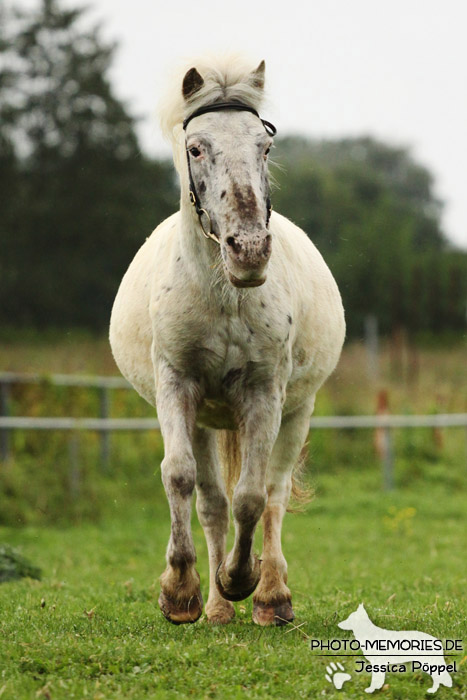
[182,102,277,244]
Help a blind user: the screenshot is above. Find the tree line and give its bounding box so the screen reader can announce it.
[1,0,466,338]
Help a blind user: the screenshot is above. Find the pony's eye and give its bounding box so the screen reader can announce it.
[189,146,201,157]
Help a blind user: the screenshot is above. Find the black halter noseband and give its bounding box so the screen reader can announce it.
[182,102,277,244]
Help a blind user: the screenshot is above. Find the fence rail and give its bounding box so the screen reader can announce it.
[1,372,466,491]
[0,371,130,389]
[1,414,466,431]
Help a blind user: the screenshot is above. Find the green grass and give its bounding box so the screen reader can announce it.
[1,335,466,696]
[0,466,465,700]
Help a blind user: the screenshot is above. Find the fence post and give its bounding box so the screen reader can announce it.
[375,390,395,490]
[0,381,10,461]
[381,428,395,491]
[68,432,81,500]
[364,314,379,381]
[99,387,110,471]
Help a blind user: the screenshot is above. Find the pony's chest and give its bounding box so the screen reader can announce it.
[154,302,291,389]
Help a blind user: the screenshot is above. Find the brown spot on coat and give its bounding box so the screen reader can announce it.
[232,181,259,221]
[170,473,195,498]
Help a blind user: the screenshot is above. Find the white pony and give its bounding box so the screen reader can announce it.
[110,54,345,626]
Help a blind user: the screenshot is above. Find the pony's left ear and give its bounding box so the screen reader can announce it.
[249,60,266,89]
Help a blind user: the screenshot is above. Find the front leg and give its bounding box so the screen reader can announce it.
[156,362,203,624]
[216,387,282,602]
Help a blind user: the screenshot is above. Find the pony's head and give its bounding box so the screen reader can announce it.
[159,54,274,288]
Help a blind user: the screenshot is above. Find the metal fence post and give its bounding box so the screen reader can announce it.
[68,431,80,500]
[0,381,10,461]
[99,387,110,471]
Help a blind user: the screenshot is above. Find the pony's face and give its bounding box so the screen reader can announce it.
[185,110,273,287]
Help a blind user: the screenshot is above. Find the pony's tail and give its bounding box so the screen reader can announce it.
[217,430,242,501]
[217,431,313,511]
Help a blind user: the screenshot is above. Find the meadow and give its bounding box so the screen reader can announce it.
[0,334,466,699]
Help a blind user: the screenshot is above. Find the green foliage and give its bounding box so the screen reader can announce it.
[1,335,465,526]
[0,0,178,329]
[0,1,466,337]
[273,136,467,336]
[0,544,41,582]
[1,0,137,161]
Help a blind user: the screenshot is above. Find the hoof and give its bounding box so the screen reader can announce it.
[158,589,203,625]
[252,599,294,626]
[206,599,236,625]
[215,556,261,602]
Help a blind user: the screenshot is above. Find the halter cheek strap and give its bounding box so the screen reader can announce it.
[182,102,277,244]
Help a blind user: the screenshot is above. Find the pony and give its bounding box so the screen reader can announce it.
[109,54,345,626]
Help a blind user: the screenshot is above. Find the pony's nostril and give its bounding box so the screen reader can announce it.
[262,234,272,256]
[226,236,241,254]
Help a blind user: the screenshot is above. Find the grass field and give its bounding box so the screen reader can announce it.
[1,466,466,699]
[0,334,466,698]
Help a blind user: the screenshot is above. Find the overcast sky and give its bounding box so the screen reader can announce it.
[22,0,467,248]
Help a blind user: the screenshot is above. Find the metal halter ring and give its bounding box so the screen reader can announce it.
[189,192,220,244]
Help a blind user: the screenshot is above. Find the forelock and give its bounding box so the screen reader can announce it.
[158,52,266,172]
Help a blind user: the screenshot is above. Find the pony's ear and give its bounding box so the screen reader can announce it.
[182,67,204,99]
[249,60,266,89]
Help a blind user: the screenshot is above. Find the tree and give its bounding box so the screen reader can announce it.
[0,0,138,162]
[272,136,466,336]
[0,0,178,329]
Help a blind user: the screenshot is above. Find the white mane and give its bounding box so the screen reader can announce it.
[158,53,266,172]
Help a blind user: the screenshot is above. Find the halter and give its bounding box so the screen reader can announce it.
[182,102,277,244]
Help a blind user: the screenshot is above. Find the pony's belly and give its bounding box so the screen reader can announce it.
[196,400,237,430]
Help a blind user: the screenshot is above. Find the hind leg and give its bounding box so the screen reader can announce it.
[216,387,282,602]
[193,427,235,624]
[253,401,314,626]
